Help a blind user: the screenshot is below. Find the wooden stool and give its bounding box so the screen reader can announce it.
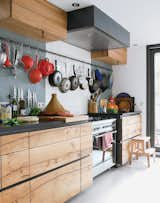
[129,136,156,168]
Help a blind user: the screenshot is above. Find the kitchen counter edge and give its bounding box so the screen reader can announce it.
[0,120,89,136]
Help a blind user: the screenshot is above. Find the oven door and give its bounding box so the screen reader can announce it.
[93,131,116,167]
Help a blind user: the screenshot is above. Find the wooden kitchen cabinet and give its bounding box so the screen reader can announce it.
[29,126,81,177]
[122,114,142,141]
[0,132,29,155]
[1,149,29,188]
[30,161,80,203]
[81,156,93,191]
[80,123,92,157]
[0,132,29,188]
[0,0,67,41]
[0,182,30,203]
[91,48,127,65]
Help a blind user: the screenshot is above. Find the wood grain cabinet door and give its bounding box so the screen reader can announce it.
[0,182,30,203]
[30,161,80,203]
[29,126,81,177]
[1,150,29,188]
[80,123,92,158]
[81,156,93,191]
[0,133,29,188]
[122,115,142,140]
[0,132,29,155]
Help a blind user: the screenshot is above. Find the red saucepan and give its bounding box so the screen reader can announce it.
[21,55,34,71]
[29,55,42,84]
[38,58,54,76]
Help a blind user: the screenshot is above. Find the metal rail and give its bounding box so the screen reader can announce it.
[0,36,112,72]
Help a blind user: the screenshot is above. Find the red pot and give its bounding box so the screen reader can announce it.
[29,56,42,84]
[21,55,34,71]
[38,58,54,76]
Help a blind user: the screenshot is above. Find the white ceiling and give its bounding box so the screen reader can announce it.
[49,0,160,46]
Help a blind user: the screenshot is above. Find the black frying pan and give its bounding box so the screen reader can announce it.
[89,70,101,93]
[101,73,109,92]
[70,64,79,90]
[48,60,62,87]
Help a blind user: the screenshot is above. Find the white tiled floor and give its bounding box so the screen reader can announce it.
[68,157,160,203]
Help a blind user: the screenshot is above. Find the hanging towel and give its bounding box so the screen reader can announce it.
[102,132,113,151]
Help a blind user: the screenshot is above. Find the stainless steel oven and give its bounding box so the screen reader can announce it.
[91,119,117,177]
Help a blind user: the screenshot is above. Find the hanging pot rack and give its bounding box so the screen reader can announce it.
[0,36,112,72]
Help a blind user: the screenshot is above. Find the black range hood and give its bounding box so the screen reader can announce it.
[65,6,130,51]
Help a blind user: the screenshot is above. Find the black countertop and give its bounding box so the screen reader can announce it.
[0,120,89,136]
[88,111,141,118]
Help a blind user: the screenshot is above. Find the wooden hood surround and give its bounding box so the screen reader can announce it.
[0,0,67,41]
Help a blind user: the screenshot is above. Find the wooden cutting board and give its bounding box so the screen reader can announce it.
[39,115,89,123]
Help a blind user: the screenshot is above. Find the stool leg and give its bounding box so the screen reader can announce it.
[147,155,150,168]
[153,152,156,162]
[136,153,139,160]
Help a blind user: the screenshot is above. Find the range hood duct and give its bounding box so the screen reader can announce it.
[65,6,130,51]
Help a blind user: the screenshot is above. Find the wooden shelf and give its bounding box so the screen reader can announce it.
[0,0,67,42]
[91,48,127,65]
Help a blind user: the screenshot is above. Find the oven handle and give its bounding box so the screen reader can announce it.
[94,130,117,138]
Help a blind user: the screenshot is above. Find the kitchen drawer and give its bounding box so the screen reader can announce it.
[81,123,92,137]
[0,133,29,155]
[80,123,92,157]
[29,126,80,148]
[1,149,29,188]
[81,156,93,191]
[30,137,81,177]
[81,134,92,158]
[122,115,141,126]
[122,115,142,140]
[117,139,132,165]
[0,182,30,203]
[30,161,80,203]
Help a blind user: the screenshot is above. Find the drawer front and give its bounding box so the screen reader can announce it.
[0,133,28,155]
[122,140,130,165]
[30,137,81,177]
[122,115,142,140]
[30,161,80,203]
[0,182,30,203]
[81,156,93,191]
[81,134,92,158]
[81,123,92,137]
[1,150,29,188]
[29,126,80,148]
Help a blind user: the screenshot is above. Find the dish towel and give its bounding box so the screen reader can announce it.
[102,132,113,151]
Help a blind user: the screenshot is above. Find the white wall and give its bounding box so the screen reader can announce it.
[112,46,146,135]
[45,41,91,115]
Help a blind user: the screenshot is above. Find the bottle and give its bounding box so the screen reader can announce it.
[12,98,18,118]
[19,99,26,116]
[19,88,26,116]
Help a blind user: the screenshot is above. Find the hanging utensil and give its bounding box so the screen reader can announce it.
[89,70,101,93]
[0,41,7,65]
[60,62,71,93]
[69,64,79,90]
[3,43,12,68]
[29,55,42,84]
[86,68,93,86]
[48,60,62,87]
[95,69,103,81]
[101,72,109,92]
[79,64,88,90]
[38,58,54,76]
